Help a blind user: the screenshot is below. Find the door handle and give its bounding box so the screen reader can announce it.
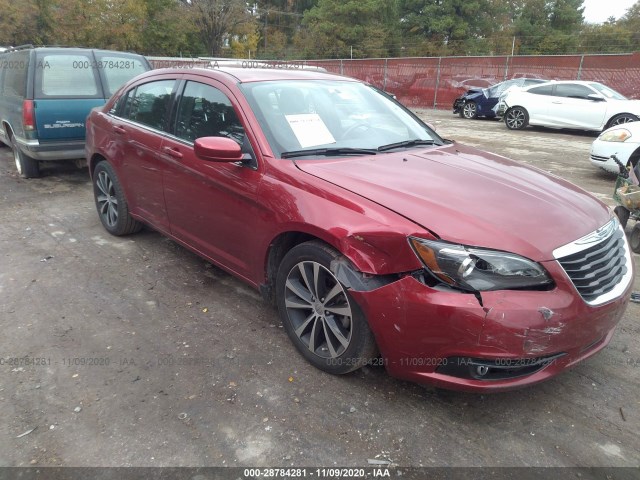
[113,125,126,134]
[163,146,183,159]
[551,101,563,104]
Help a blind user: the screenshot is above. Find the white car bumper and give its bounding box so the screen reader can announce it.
[590,139,639,174]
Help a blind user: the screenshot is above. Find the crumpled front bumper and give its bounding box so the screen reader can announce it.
[452,97,464,114]
[350,260,632,392]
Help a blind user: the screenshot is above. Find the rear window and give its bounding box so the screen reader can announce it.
[36,54,100,98]
[528,85,554,96]
[555,84,594,99]
[96,55,149,97]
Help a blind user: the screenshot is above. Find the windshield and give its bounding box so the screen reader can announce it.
[589,82,627,100]
[239,80,443,158]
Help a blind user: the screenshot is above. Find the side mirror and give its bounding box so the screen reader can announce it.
[194,137,243,162]
[587,93,605,102]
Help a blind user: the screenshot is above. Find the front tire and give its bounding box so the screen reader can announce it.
[614,206,630,230]
[505,107,529,130]
[461,101,478,119]
[607,113,638,129]
[11,136,40,178]
[276,241,378,375]
[92,161,142,236]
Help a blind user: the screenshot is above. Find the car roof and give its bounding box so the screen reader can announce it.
[524,79,602,89]
[145,67,356,84]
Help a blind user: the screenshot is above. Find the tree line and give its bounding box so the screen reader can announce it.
[0,0,639,59]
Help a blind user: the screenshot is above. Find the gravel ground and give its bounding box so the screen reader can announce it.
[0,109,638,468]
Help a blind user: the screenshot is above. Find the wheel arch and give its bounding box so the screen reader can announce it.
[605,113,639,130]
[260,227,405,305]
[88,153,108,179]
[2,121,14,141]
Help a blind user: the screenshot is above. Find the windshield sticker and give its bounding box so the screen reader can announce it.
[285,114,336,148]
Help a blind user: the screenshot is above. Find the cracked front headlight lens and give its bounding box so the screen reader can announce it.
[599,128,632,142]
[409,237,552,292]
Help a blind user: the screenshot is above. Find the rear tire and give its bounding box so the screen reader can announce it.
[92,161,142,236]
[276,241,378,375]
[505,107,529,130]
[11,136,40,178]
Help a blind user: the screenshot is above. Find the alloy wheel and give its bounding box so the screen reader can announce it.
[96,171,119,227]
[506,108,526,129]
[284,261,353,359]
[463,102,477,119]
[611,115,636,126]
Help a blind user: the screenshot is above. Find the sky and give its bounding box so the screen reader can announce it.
[582,0,637,23]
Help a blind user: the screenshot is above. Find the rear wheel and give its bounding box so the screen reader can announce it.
[505,107,529,130]
[461,101,478,119]
[11,136,40,178]
[276,241,378,375]
[93,161,142,236]
[607,114,638,129]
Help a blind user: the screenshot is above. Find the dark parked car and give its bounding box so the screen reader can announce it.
[85,67,633,392]
[0,45,150,177]
[453,78,547,119]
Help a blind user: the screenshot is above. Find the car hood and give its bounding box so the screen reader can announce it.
[295,143,611,261]
[462,89,485,99]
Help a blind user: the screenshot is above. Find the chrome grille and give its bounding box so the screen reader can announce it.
[554,219,631,305]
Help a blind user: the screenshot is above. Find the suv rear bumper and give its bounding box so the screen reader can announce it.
[15,136,85,161]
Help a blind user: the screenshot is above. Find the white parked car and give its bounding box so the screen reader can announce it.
[501,80,640,131]
[590,121,640,173]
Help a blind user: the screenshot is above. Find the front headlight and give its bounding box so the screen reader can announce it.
[409,237,552,292]
[599,128,632,142]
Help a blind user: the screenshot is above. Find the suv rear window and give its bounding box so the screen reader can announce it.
[37,54,100,98]
[96,55,149,97]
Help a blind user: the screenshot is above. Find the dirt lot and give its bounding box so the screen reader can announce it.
[0,109,638,469]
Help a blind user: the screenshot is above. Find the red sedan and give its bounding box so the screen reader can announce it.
[85,67,634,392]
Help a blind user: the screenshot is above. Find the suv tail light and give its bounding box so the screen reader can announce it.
[22,100,35,131]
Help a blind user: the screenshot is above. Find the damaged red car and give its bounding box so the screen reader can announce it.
[85,68,634,392]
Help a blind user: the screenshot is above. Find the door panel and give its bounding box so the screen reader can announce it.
[545,84,607,129]
[112,79,177,233]
[161,80,263,281]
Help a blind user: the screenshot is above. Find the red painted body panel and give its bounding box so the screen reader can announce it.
[352,262,631,392]
[85,67,633,392]
[296,144,611,262]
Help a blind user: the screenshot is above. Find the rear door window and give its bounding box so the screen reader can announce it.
[35,53,101,98]
[121,80,176,131]
[95,54,149,97]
